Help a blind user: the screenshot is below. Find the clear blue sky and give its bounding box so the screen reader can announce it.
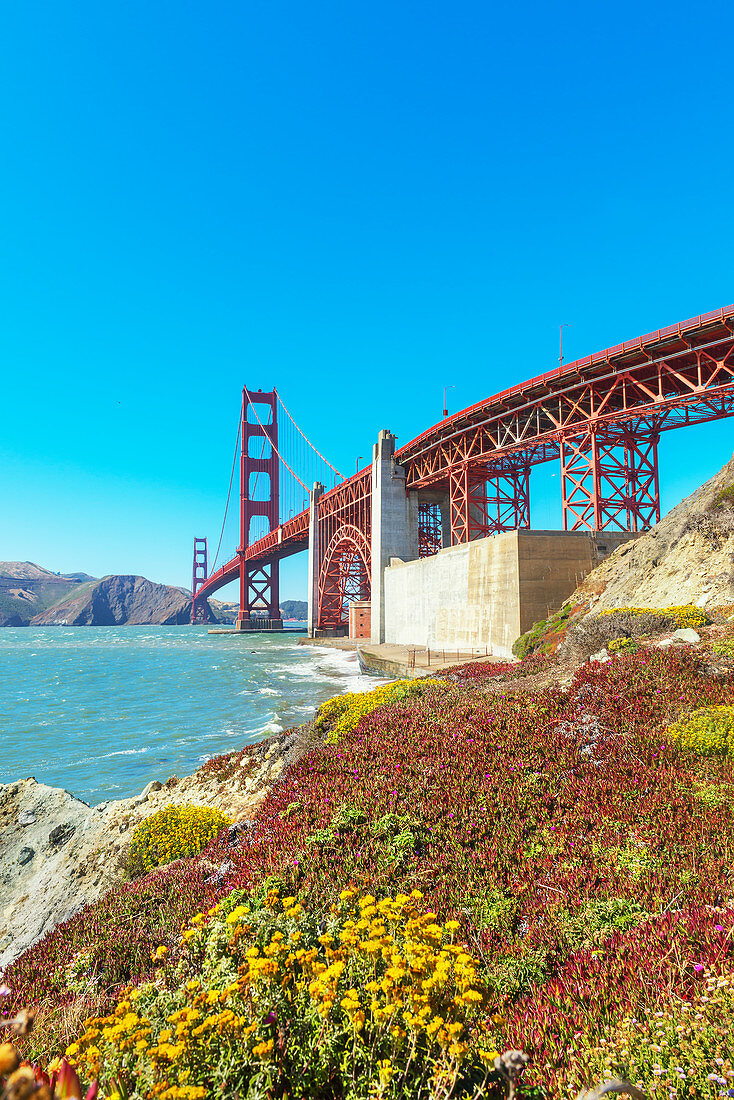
[1,0,732,601]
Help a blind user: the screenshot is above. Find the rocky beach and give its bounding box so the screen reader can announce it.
[0,720,318,974]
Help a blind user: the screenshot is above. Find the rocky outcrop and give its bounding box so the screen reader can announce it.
[0,562,96,626]
[0,722,319,974]
[30,574,215,626]
[569,452,734,612]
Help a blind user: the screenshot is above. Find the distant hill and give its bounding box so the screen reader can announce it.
[281,599,307,619]
[0,563,97,626]
[31,574,216,626]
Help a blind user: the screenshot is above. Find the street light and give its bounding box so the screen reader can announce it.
[443,385,455,418]
[356,456,363,474]
[559,323,572,365]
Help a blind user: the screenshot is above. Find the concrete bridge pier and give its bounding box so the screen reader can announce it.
[307,481,324,637]
[370,430,419,644]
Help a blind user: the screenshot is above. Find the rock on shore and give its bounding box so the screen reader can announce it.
[30,574,215,626]
[0,724,318,975]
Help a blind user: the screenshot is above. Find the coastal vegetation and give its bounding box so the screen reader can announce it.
[126,806,232,877]
[3,627,734,1097]
[513,603,714,662]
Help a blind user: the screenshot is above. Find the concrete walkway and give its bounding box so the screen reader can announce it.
[298,636,507,679]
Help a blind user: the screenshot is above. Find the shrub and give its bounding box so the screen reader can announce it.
[713,483,734,509]
[711,638,734,659]
[607,636,638,655]
[563,605,710,661]
[315,679,446,744]
[126,804,231,876]
[597,604,710,630]
[68,887,498,1099]
[557,896,648,952]
[667,705,734,757]
[512,604,577,660]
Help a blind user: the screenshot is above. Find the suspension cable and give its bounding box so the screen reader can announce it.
[276,392,345,480]
[210,409,242,573]
[245,387,310,491]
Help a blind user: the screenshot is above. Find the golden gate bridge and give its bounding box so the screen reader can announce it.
[191,304,734,636]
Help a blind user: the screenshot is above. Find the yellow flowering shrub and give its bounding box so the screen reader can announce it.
[598,605,710,630]
[315,679,446,744]
[68,888,498,1099]
[607,636,638,655]
[127,804,231,877]
[666,705,734,757]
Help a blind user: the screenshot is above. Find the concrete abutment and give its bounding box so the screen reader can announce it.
[305,429,635,654]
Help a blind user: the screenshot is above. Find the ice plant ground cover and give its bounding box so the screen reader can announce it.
[4,645,734,1097]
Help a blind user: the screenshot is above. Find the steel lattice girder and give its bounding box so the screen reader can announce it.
[560,425,661,532]
[316,470,372,628]
[448,460,531,544]
[418,502,442,557]
[318,523,371,629]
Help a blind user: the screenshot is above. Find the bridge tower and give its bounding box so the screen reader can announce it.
[237,388,283,630]
[191,537,209,624]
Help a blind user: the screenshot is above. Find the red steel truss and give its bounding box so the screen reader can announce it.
[317,469,371,630]
[399,305,734,532]
[193,305,734,617]
[448,458,531,544]
[561,425,660,532]
[418,502,442,557]
[318,523,371,628]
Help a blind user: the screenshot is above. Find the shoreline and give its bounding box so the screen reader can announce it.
[0,627,375,808]
[299,635,511,678]
[0,637,497,972]
[0,641,377,975]
[0,717,319,976]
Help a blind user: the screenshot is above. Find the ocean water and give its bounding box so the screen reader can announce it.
[0,625,374,806]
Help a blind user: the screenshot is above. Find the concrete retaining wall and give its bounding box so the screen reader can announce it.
[383,530,632,659]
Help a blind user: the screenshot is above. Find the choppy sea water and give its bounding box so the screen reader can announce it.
[0,625,374,806]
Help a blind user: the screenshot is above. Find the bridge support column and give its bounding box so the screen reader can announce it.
[190,537,209,624]
[307,481,324,637]
[449,460,531,544]
[236,387,282,630]
[370,430,419,644]
[560,426,660,532]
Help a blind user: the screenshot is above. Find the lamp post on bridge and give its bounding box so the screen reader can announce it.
[443,385,455,418]
[559,323,572,365]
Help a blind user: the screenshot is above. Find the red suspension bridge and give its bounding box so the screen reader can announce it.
[191,304,734,635]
